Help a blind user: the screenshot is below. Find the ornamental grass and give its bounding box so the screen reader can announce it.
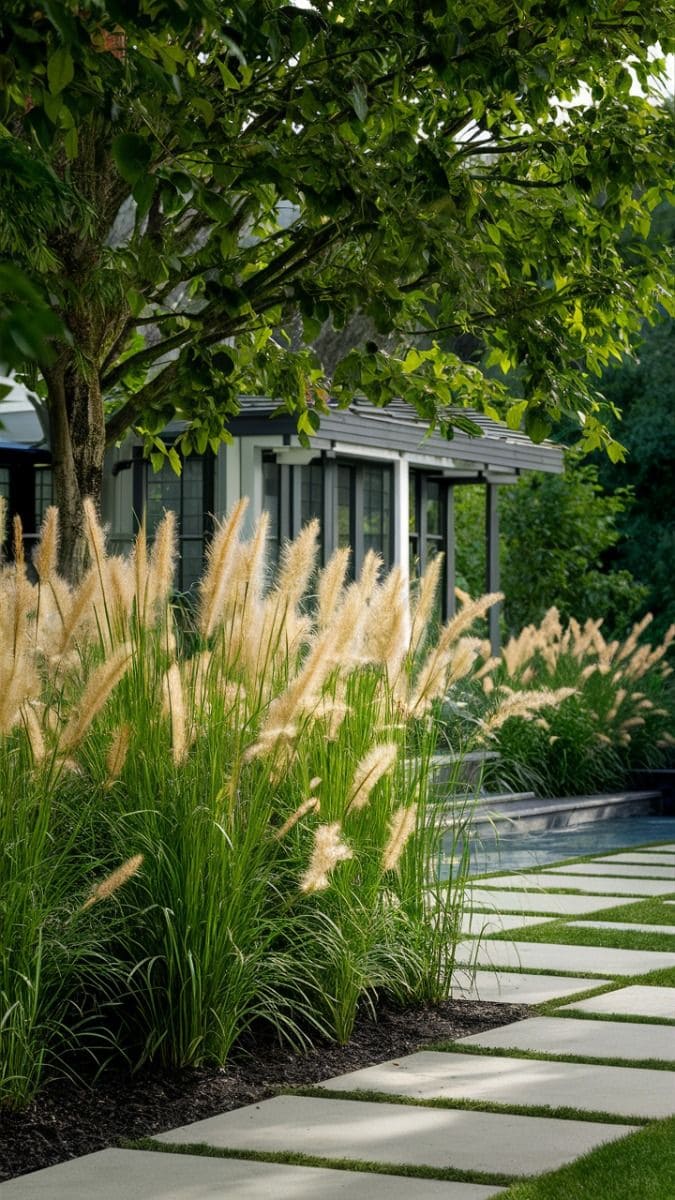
[446,603,675,798]
[0,498,494,1107]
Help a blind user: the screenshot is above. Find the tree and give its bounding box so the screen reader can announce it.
[1,1,673,576]
[597,314,675,639]
[454,456,648,635]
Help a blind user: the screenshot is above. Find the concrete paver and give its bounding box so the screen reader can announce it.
[452,969,609,1005]
[456,938,675,977]
[476,872,675,896]
[569,919,675,937]
[591,853,675,866]
[459,1016,675,1061]
[561,985,675,1020]
[0,1149,497,1200]
[318,1050,675,1119]
[154,1094,636,1177]
[468,888,630,915]
[642,844,675,852]
[550,863,675,880]
[461,912,551,936]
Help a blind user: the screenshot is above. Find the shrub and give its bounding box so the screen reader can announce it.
[0,499,495,1105]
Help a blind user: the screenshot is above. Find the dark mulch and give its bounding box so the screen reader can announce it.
[1,998,530,1182]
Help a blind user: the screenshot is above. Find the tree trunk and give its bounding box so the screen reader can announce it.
[44,359,106,583]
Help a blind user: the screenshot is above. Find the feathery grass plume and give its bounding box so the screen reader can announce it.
[616,613,654,665]
[346,742,398,814]
[0,493,6,559]
[59,643,133,753]
[82,854,144,910]
[82,498,108,579]
[299,822,352,893]
[162,663,189,765]
[107,556,135,627]
[381,804,418,872]
[440,591,504,650]
[606,687,627,721]
[364,566,410,680]
[595,732,612,746]
[273,519,320,613]
[33,506,59,583]
[483,687,576,732]
[198,498,248,638]
[54,568,99,657]
[106,723,131,781]
[409,554,443,659]
[483,675,495,695]
[12,514,25,572]
[317,547,351,630]
[20,702,46,763]
[132,520,149,622]
[240,509,269,605]
[475,655,500,681]
[407,634,483,718]
[146,510,177,616]
[274,796,320,840]
[250,582,364,759]
[358,549,383,602]
[620,716,645,732]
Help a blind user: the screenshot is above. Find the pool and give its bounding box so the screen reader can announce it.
[440,815,675,879]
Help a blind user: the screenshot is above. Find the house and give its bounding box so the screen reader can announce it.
[1,391,563,651]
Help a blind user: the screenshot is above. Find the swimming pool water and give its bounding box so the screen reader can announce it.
[441,815,675,879]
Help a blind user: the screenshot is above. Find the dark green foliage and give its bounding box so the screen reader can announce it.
[500,457,649,636]
[598,316,675,640]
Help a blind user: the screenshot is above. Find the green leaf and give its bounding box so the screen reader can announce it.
[506,401,528,430]
[524,407,553,443]
[112,133,153,185]
[349,81,368,122]
[47,47,74,95]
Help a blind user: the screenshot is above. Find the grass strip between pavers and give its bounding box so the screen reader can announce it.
[429,1041,675,1072]
[494,1115,675,1200]
[290,1085,651,1127]
[484,918,675,953]
[125,1137,518,1188]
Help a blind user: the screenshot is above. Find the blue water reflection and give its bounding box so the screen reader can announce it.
[440,816,674,880]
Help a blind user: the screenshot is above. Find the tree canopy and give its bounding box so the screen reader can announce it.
[1,1,674,573]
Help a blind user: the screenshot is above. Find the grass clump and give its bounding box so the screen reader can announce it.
[441,605,675,797]
[0,499,496,1106]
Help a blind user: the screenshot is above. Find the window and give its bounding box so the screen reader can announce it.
[409,469,450,619]
[0,466,9,505]
[135,452,213,592]
[34,466,53,529]
[262,457,283,565]
[262,457,325,567]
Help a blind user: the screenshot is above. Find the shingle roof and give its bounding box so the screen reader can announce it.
[233,396,563,474]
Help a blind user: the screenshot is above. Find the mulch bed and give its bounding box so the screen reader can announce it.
[1,998,530,1182]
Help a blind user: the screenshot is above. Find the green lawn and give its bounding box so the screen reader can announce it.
[495,1116,675,1200]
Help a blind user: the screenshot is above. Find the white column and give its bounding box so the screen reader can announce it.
[393,454,409,583]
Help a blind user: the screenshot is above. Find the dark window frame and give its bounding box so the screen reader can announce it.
[262,452,394,576]
[132,446,215,592]
[409,469,455,620]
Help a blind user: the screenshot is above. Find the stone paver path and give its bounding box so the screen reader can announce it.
[452,968,610,1004]
[592,852,675,865]
[317,1049,675,1118]
[2,1148,493,1199]
[477,871,675,896]
[154,1094,636,1176]
[560,984,675,1019]
[467,887,630,914]
[569,919,675,936]
[460,1015,675,1061]
[457,938,675,976]
[7,832,675,1198]
[550,862,675,879]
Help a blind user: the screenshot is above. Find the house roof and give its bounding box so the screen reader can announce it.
[231,396,564,475]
